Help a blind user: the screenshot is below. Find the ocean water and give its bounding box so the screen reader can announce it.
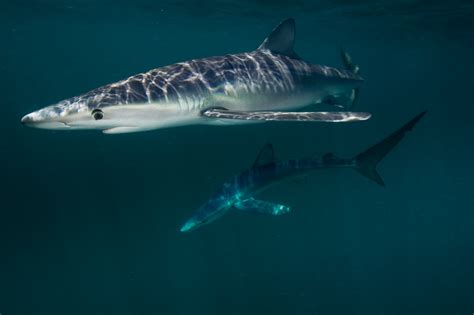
[1,1,473,314]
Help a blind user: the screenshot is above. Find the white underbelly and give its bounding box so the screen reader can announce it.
[209,90,318,112]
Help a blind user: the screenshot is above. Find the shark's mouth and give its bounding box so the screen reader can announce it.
[20,117,71,129]
[36,121,71,129]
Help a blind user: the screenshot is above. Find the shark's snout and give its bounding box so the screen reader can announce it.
[20,114,34,125]
[180,220,197,233]
[21,109,70,129]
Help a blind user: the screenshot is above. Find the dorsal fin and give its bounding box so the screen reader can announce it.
[253,143,276,167]
[257,18,301,59]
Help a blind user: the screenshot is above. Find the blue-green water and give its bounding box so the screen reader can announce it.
[1,1,473,314]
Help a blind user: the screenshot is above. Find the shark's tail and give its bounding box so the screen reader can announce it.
[340,48,360,109]
[353,111,427,186]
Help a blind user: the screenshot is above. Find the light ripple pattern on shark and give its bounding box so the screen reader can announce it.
[21,18,368,134]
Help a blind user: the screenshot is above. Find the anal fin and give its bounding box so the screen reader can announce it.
[234,198,290,216]
[322,93,356,110]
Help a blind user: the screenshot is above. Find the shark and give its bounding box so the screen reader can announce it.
[21,18,370,134]
[180,111,426,232]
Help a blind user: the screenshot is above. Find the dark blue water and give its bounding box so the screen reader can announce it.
[1,1,473,314]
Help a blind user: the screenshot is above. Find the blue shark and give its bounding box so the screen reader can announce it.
[21,18,370,134]
[180,111,426,232]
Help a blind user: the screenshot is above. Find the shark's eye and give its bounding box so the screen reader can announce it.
[91,109,104,120]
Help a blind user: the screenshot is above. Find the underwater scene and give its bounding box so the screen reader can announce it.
[1,0,473,314]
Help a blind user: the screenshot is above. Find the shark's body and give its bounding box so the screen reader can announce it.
[180,111,426,232]
[21,19,369,134]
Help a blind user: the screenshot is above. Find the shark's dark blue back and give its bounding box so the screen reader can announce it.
[48,18,363,114]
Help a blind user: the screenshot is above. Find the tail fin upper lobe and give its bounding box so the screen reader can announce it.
[354,111,427,186]
[340,48,360,109]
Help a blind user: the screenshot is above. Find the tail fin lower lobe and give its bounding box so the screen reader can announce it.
[354,111,427,186]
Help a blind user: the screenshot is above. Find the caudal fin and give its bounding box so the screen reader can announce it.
[354,111,427,186]
[340,48,360,74]
[340,48,360,109]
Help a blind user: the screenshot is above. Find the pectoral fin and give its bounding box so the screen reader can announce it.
[234,198,291,215]
[201,108,371,122]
